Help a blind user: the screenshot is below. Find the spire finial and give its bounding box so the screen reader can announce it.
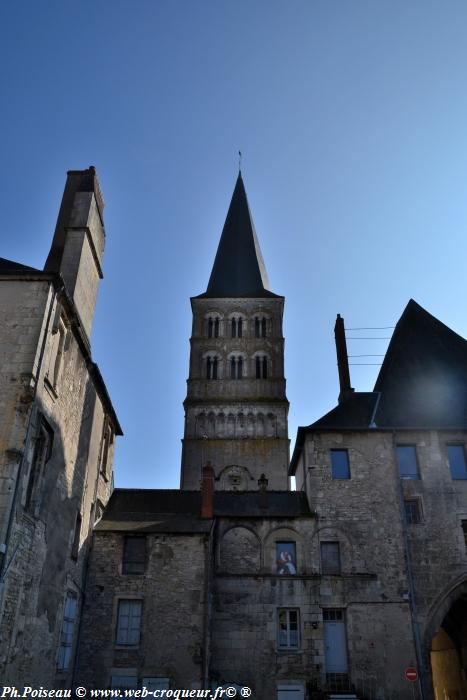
[238,150,242,173]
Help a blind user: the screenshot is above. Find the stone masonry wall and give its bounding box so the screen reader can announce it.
[0,281,115,687]
[299,428,467,699]
[76,531,209,689]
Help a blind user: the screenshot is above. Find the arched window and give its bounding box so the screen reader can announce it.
[207,316,220,338]
[256,355,268,379]
[230,355,244,379]
[231,316,243,338]
[255,316,267,338]
[206,355,218,379]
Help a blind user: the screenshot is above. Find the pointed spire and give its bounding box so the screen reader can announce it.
[199,174,279,298]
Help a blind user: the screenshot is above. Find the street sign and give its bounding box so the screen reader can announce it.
[405,667,418,682]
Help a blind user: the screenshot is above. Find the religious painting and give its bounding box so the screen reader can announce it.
[276,542,297,575]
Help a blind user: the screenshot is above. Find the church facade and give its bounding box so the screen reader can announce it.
[1,168,467,699]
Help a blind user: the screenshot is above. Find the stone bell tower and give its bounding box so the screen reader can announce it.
[180,173,289,491]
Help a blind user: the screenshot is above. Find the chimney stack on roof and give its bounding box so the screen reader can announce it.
[334,314,354,404]
[201,462,215,519]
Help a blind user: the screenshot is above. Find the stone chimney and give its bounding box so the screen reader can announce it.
[44,166,105,340]
[201,462,215,519]
[334,314,354,404]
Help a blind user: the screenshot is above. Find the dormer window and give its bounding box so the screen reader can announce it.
[208,317,220,338]
[231,317,243,338]
[255,316,267,338]
[230,355,244,379]
[206,355,218,379]
[256,355,268,379]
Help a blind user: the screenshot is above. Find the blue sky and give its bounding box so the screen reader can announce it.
[2,1,467,488]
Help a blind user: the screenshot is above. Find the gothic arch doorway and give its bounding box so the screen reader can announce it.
[426,580,467,699]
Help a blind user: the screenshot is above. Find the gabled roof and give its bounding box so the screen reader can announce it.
[195,173,281,298]
[95,489,313,532]
[290,299,467,474]
[373,299,467,427]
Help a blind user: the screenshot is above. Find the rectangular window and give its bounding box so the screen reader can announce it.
[278,609,300,649]
[461,521,467,553]
[142,679,170,691]
[116,600,142,646]
[448,445,467,480]
[404,499,422,524]
[100,421,113,480]
[396,445,419,479]
[320,542,341,575]
[276,542,297,575]
[111,676,138,690]
[71,511,82,560]
[122,536,147,575]
[25,418,53,514]
[57,591,78,671]
[330,450,350,479]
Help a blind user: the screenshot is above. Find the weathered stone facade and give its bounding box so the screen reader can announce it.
[0,168,121,687]
[3,169,467,700]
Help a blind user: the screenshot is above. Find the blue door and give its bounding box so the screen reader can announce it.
[324,609,348,673]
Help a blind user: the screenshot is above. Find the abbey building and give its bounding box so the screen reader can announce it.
[1,168,467,700]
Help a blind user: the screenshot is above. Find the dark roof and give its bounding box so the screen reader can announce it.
[95,489,313,533]
[0,257,41,274]
[373,299,467,427]
[309,393,379,430]
[195,173,281,299]
[290,299,467,474]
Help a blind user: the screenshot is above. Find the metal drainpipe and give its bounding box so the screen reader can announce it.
[0,281,57,592]
[392,431,427,700]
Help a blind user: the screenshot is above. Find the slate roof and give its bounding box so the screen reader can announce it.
[290,299,467,474]
[0,257,41,274]
[95,489,313,533]
[195,173,281,299]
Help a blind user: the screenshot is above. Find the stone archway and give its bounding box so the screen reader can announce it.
[425,579,467,699]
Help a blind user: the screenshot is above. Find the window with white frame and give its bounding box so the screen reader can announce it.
[277,609,300,649]
[116,600,142,646]
[57,591,78,671]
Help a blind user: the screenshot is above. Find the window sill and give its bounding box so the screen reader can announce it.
[114,644,140,650]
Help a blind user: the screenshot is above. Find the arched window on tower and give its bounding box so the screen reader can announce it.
[206,355,219,379]
[256,355,268,379]
[208,316,220,338]
[231,316,243,338]
[230,355,244,379]
[255,316,268,338]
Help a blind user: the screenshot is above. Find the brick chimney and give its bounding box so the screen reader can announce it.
[334,314,354,404]
[201,462,215,519]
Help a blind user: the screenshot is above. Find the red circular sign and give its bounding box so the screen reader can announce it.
[405,667,418,682]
